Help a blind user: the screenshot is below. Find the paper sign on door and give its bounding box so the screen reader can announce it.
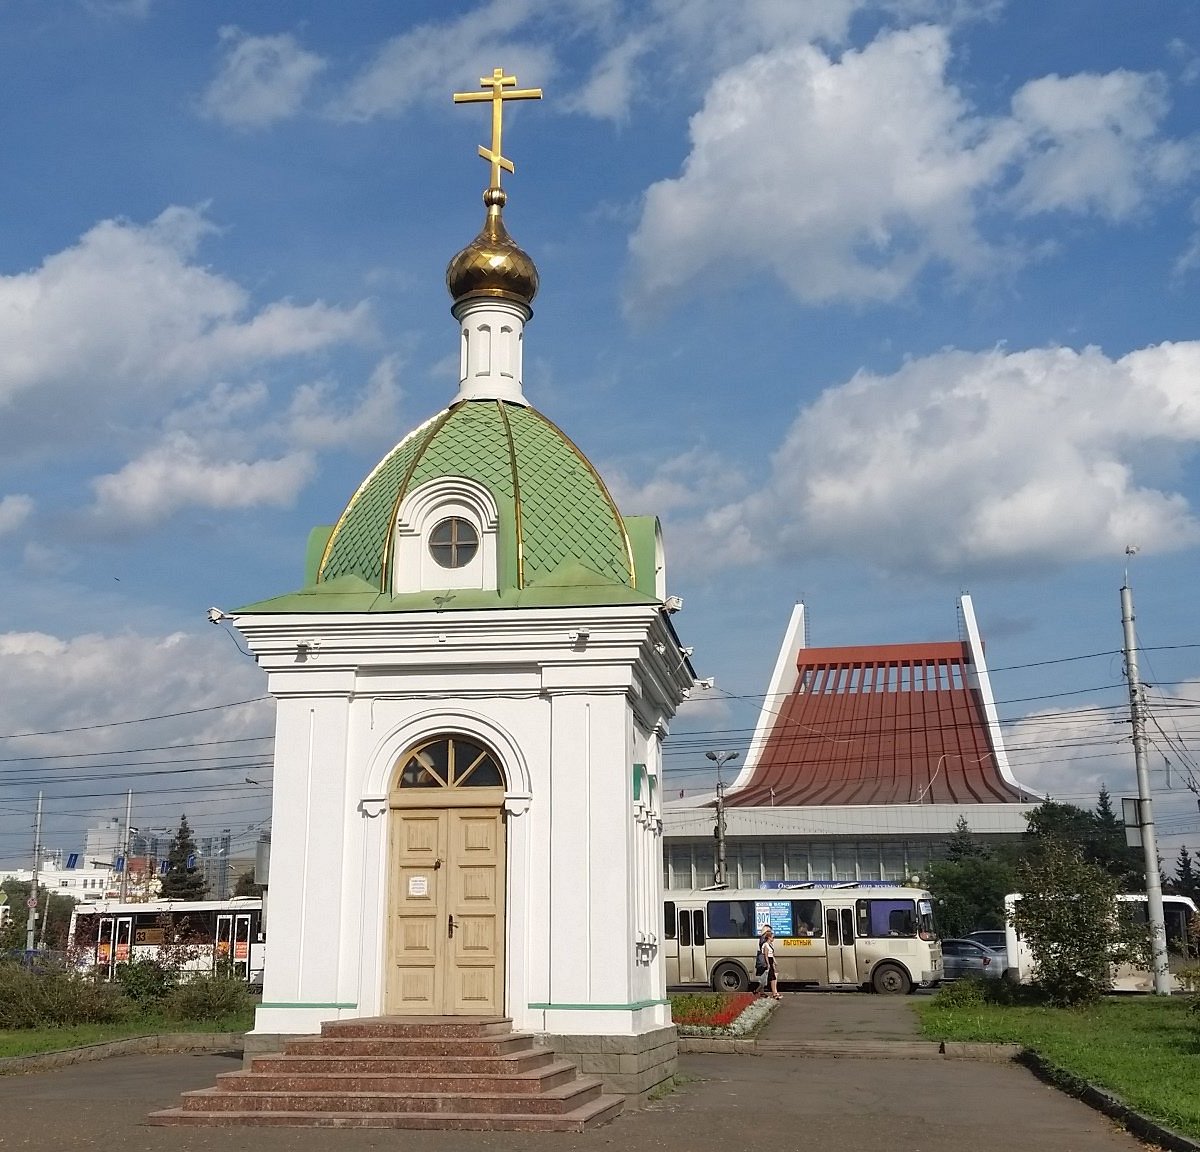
[408,876,429,897]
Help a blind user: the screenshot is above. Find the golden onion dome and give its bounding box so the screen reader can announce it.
[446,188,539,309]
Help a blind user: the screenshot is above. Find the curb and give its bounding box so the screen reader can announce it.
[0,1032,245,1076]
[680,1037,1018,1059]
[1018,1050,1200,1152]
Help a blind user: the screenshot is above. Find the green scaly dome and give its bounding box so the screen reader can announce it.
[317,399,634,593]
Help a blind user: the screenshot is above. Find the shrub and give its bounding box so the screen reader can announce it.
[933,976,989,1008]
[0,961,131,1028]
[162,972,252,1022]
[114,958,179,1008]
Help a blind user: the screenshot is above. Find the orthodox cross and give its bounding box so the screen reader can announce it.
[453,68,542,189]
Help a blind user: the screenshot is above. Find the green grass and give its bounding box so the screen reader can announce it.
[0,1011,254,1060]
[917,996,1200,1139]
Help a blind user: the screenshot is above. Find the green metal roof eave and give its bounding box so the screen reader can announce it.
[235,582,658,615]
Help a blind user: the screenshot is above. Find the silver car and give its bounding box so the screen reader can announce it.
[940,937,1004,980]
[967,929,1007,952]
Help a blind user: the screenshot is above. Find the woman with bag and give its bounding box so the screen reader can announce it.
[758,925,782,1000]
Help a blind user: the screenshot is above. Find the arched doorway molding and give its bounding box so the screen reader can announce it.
[360,708,533,818]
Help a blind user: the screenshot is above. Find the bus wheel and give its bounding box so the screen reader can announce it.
[871,962,912,995]
[712,962,750,993]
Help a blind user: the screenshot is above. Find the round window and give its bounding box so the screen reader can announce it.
[429,517,479,569]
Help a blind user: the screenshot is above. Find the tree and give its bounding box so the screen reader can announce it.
[944,816,989,862]
[0,880,76,950]
[926,855,1016,938]
[1172,846,1198,902]
[1095,784,1120,831]
[1023,796,1142,888]
[924,817,1015,936]
[159,815,208,900]
[233,869,263,898]
[1013,836,1149,1005]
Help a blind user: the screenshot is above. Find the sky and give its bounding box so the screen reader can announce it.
[1,0,1199,874]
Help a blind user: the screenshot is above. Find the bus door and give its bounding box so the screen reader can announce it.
[113,916,133,970]
[97,916,114,976]
[676,906,707,984]
[232,913,252,979]
[824,904,858,986]
[215,913,233,971]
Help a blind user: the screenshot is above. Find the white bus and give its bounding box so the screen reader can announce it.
[665,884,943,995]
[68,897,266,985]
[1003,892,1198,992]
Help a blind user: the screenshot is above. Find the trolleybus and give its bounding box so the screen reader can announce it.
[68,897,265,984]
[665,884,943,995]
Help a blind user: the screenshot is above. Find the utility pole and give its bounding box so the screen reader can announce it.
[1121,579,1171,995]
[119,790,132,903]
[24,792,43,953]
[706,751,739,886]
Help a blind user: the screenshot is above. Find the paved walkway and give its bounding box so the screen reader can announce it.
[760,987,927,1044]
[0,1032,1147,1152]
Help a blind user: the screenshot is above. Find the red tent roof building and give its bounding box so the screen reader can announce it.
[725,595,1035,808]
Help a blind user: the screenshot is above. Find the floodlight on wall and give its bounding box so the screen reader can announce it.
[663,595,684,614]
[694,677,715,690]
[207,607,230,624]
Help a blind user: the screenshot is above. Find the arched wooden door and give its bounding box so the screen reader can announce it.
[385,735,507,1015]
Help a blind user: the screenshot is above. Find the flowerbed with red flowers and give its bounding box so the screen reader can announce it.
[669,991,771,1036]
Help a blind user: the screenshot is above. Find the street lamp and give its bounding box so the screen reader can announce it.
[706,750,739,886]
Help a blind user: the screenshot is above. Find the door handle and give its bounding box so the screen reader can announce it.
[448,914,456,939]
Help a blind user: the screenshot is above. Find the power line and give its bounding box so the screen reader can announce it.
[0,697,269,741]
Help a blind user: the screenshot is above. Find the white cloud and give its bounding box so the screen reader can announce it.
[1000,683,1200,841]
[628,27,1196,309]
[333,0,555,122]
[656,341,1200,575]
[0,495,33,537]
[1008,71,1198,220]
[89,434,314,528]
[0,629,274,842]
[286,356,404,450]
[0,206,369,455]
[201,27,327,128]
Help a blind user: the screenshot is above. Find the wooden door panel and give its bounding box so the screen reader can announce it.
[448,810,504,1014]
[387,810,447,1014]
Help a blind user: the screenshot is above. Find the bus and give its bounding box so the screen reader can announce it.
[1003,892,1198,992]
[68,897,265,985]
[665,884,943,995]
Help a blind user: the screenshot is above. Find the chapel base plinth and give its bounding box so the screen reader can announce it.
[536,1025,677,1107]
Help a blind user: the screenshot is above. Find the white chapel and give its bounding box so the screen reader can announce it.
[230,71,692,1097]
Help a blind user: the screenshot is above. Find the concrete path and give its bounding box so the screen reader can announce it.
[0,1046,1148,1151]
[760,987,927,1044]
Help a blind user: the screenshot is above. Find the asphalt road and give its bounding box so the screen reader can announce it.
[0,1045,1146,1152]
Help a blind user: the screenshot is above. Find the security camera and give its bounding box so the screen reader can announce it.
[663,595,684,614]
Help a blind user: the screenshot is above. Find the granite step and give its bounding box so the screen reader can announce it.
[178,1077,603,1116]
[211,1060,581,1096]
[318,1016,511,1039]
[277,1032,537,1059]
[278,1040,551,1068]
[251,1050,549,1075]
[266,1046,549,1075]
[150,1094,625,1132]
